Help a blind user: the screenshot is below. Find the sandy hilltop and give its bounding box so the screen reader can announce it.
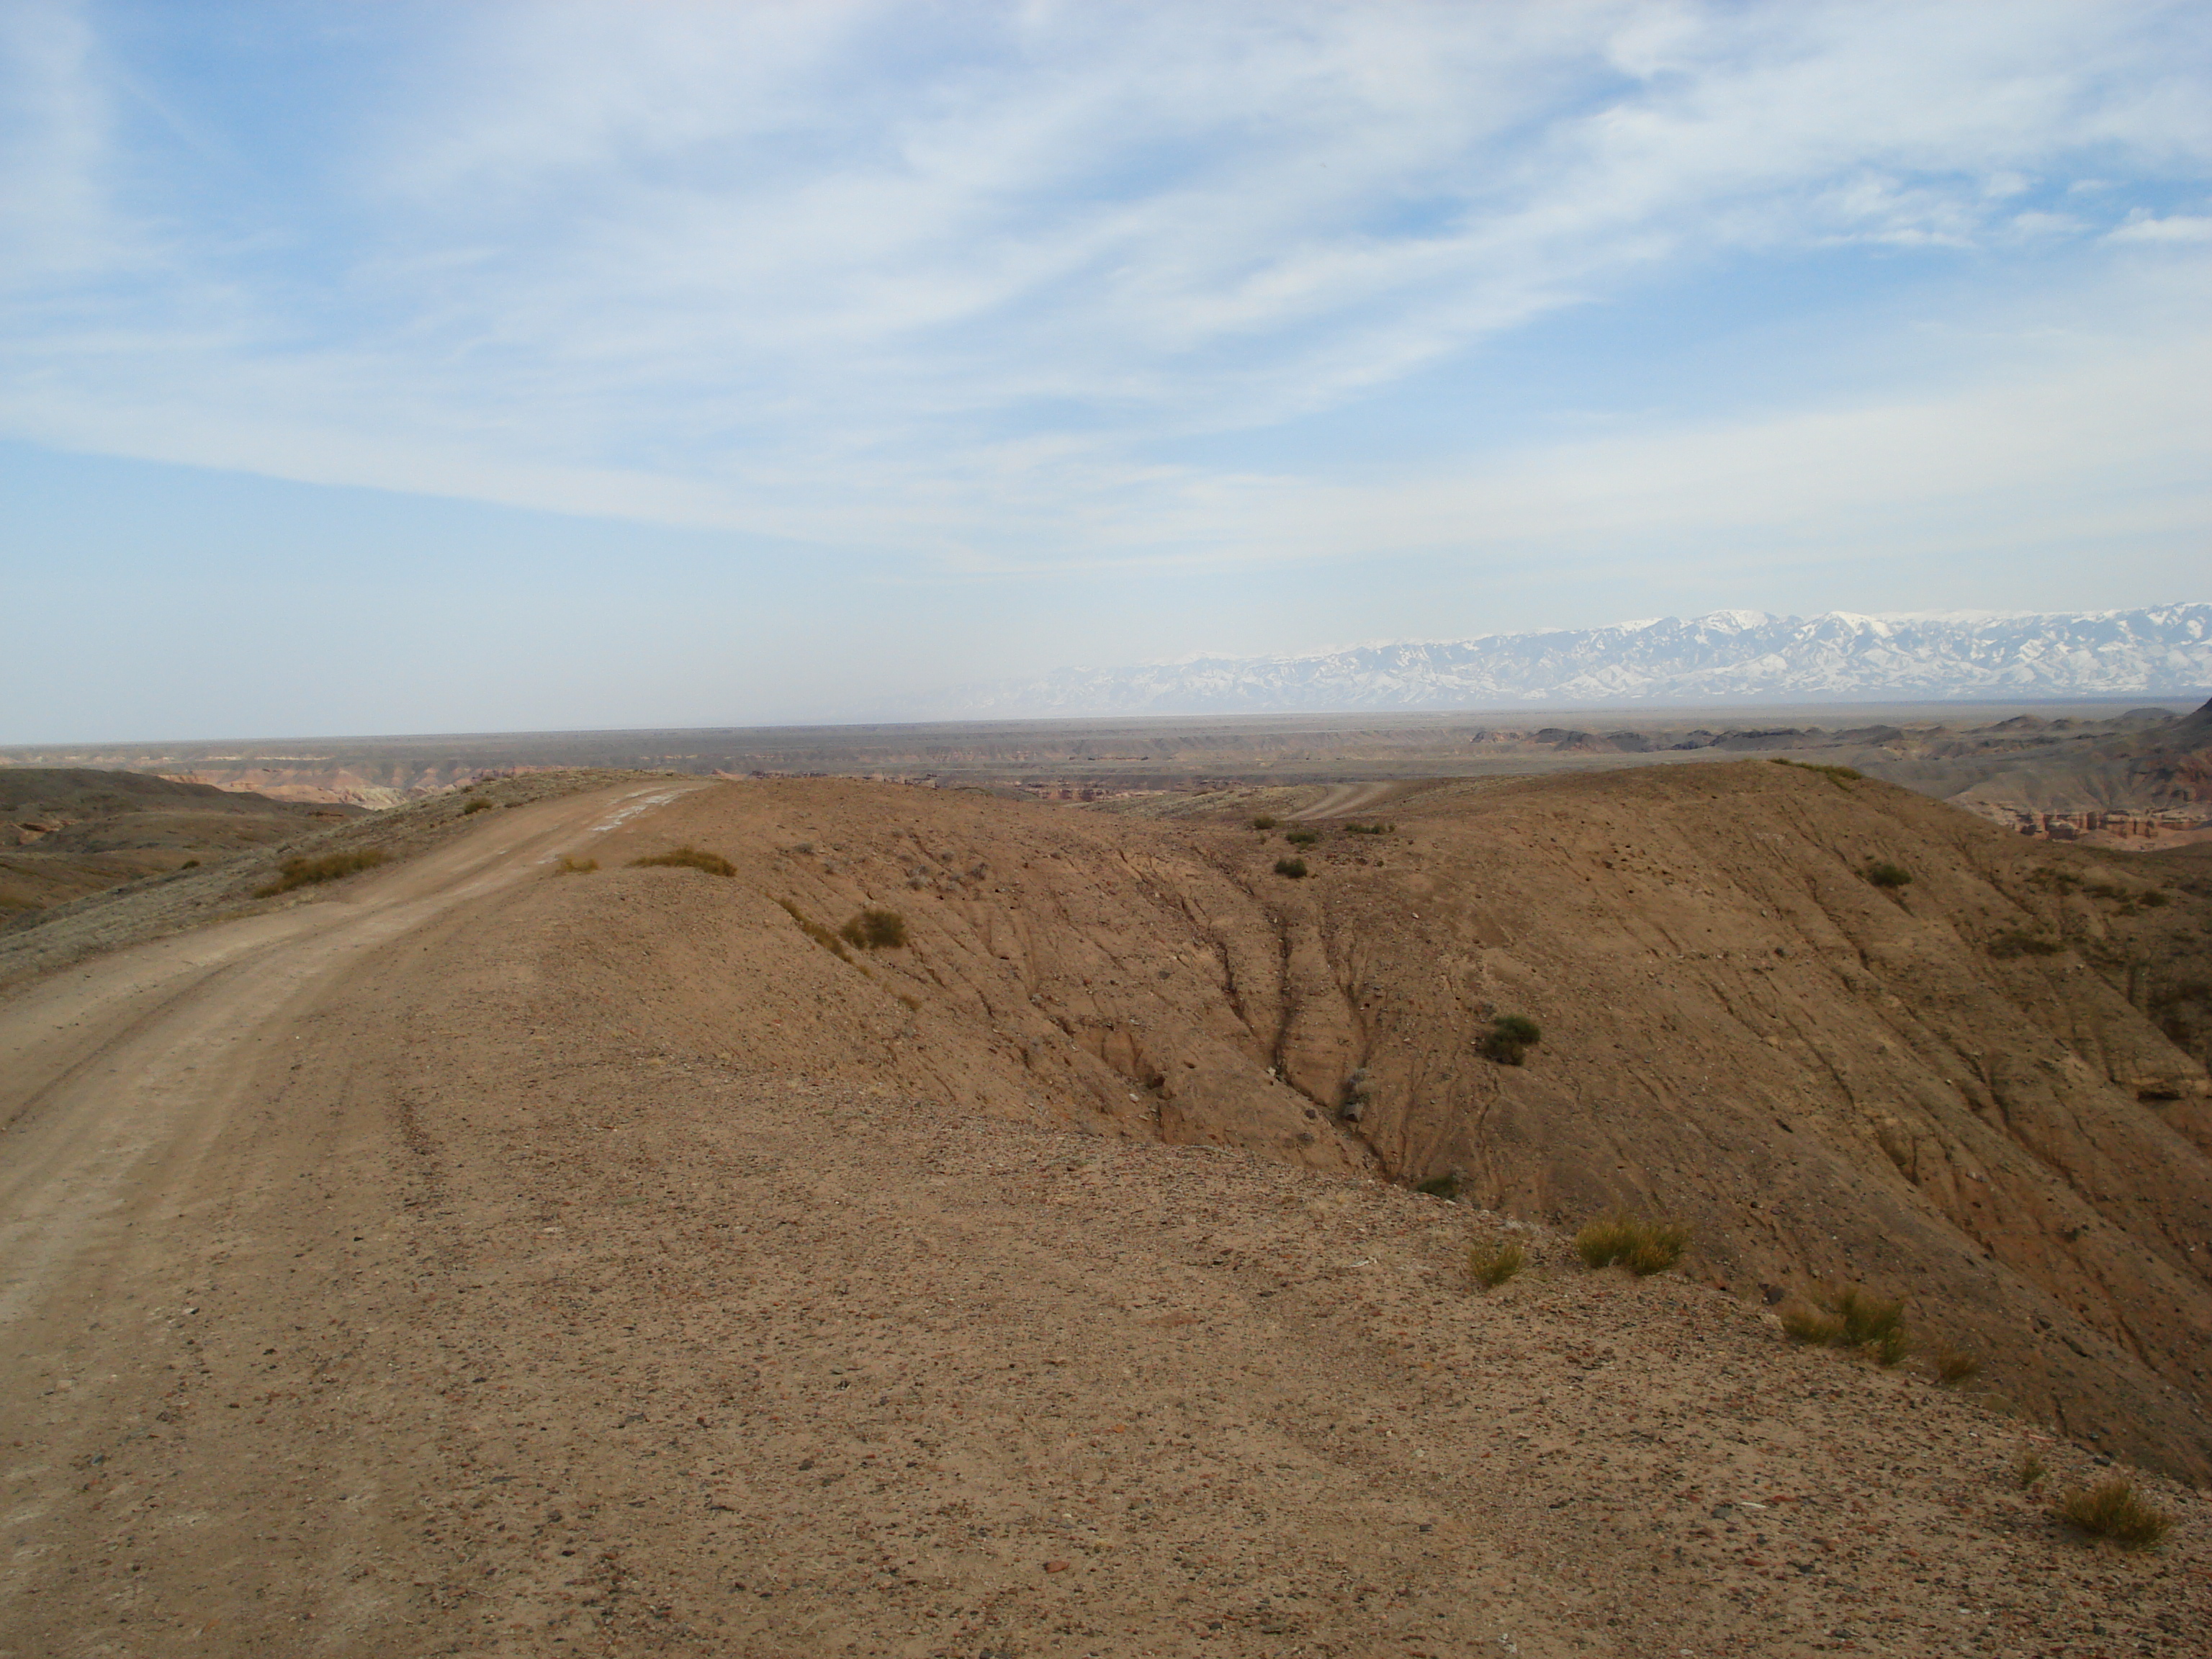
[2,757,2209,1658]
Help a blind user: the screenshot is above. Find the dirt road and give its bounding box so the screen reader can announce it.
[2,780,2203,1658]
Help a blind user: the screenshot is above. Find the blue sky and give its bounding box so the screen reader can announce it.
[3,0,2208,741]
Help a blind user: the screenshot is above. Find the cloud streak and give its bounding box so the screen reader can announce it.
[1,0,2208,578]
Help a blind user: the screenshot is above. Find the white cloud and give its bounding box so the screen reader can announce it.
[2108,212,2212,243]
[1,0,2208,579]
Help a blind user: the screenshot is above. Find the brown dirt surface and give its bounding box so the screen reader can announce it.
[3,770,2209,1658]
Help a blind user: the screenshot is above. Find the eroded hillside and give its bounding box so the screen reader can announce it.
[495,763,2212,1480]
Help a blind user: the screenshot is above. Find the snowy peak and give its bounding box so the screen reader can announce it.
[912,605,2212,717]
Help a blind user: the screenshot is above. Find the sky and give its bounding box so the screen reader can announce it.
[3,0,2209,742]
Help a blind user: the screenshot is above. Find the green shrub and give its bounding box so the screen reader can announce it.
[2057,1477,2172,1548]
[1413,1173,1461,1200]
[1866,860,1912,889]
[840,907,909,949]
[1467,1239,1525,1290]
[554,855,598,874]
[1274,857,1308,879]
[462,797,494,814]
[1574,1213,1689,1275]
[1343,822,1393,835]
[255,848,388,897]
[1480,1014,1542,1066]
[1988,929,2064,959]
[1249,814,1278,830]
[1284,829,1320,846]
[629,845,735,876]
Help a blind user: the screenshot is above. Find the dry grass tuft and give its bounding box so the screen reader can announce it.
[1781,1305,1846,1345]
[777,897,854,962]
[840,907,909,950]
[1770,757,1863,786]
[629,845,736,876]
[1780,1283,1910,1366]
[2057,1477,2172,1549]
[2016,1449,2049,1491]
[554,855,598,874]
[1467,1238,1525,1290]
[1928,1342,1984,1385]
[255,848,388,897]
[1574,1212,1689,1275]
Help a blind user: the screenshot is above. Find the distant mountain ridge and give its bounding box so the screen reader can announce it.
[909,604,2212,716]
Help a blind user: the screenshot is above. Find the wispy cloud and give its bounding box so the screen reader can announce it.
[1,0,2208,575]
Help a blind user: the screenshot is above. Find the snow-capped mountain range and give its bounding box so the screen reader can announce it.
[909,605,2212,716]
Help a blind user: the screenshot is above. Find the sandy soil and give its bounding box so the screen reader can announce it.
[4,779,2206,1658]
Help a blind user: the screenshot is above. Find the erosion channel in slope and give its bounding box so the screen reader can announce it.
[518,763,2212,1483]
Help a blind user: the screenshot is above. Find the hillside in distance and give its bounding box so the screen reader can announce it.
[0,767,363,921]
[907,604,2212,716]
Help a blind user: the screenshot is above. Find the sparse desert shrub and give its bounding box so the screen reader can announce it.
[1413,1173,1461,1200]
[1928,1342,1984,1385]
[2136,889,2170,908]
[2028,868,2082,894]
[776,897,854,962]
[1467,1239,1525,1290]
[1781,1282,1910,1366]
[1274,857,1308,879]
[1865,860,1912,889]
[1249,814,1278,830]
[840,907,909,949]
[1340,1067,1372,1119]
[254,848,388,897]
[554,855,598,874]
[1284,828,1320,846]
[1781,1304,1847,1346]
[462,797,494,814]
[1343,822,1394,835]
[1771,757,1863,786]
[629,845,736,876]
[2016,1449,2049,1491]
[1574,1212,1689,1275]
[180,858,200,869]
[1988,929,2064,959]
[1480,1013,1542,1066]
[896,992,921,1012]
[2057,1477,2172,1548]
